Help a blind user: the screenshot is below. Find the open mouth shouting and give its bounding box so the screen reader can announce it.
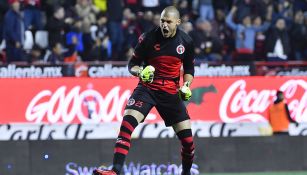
[162,28,170,37]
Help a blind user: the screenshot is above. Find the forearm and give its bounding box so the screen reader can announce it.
[226,6,238,30]
[183,74,193,86]
[129,65,142,77]
[128,56,142,76]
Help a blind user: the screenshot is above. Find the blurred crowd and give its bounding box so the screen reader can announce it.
[0,0,306,64]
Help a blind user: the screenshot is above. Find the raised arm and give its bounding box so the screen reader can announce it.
[226,6,238,30]
[253,21,270,32]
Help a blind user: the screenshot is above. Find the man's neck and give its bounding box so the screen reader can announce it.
[171,30,177,37]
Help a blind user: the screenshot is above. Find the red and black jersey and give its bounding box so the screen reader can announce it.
[128,27,195,94]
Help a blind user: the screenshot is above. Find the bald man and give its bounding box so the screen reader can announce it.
[93,6,195,175]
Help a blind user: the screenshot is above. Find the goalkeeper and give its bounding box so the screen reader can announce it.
[93,6,195,175]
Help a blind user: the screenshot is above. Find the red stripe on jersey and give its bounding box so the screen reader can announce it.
[144,56,182,94]
[149,56,182,78]
[114,147,129,155]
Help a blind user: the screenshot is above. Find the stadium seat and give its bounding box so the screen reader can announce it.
[24,30,34,50]
[35,30,48,49]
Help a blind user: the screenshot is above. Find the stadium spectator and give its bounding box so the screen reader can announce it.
[1,0,307,63]
[234,0,267,22]
[190,18,223,61]
[179,0,192,25]
[0,0,9,45]
[211,8,235,61]
[23,0,43,32]
[41,0,76,18]
[75,0,100,60]
[181,21,194,34]
[268,90,297,136]
[293,0,307,12]
[87,34,111,61]
[153,13,161,26]
[226,5,270,61]
[178,0,189,17]
[46,41,77,64]
[266,18,291,61]
[213,0,232,11]
[25,44,43,63]
[193,0,214,21]
[142,0,159,12]
[66,18,84,57]
[91,13,110,42]
[88,12,112,61]
[290,10,307,60]
[139,10,155,32]
[159,0,173,10]
[3,0,26,63]
[107,0,124,59]
[46,42,64,64]
[124,0,140,13]
[75,0,99,33]
[254,16,267,61]
[122,11,141,60]
[271,0,293,24]
[122,7,133,22]
[46,6,67,48]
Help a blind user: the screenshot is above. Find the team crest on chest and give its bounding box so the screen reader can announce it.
[176,44,185,54]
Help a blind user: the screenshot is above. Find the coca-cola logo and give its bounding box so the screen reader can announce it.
[280,80,307,122]
[220,79,307,122]
[25,86,137,123]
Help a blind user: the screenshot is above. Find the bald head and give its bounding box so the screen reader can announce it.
[160,6,181,38]
[161,6,180,19]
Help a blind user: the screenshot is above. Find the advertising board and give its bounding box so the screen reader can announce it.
[0,77,306,124]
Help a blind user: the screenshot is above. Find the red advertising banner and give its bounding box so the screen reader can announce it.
[0,77,306,124]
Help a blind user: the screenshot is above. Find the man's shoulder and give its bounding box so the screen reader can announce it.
[177,29,193,44]
[138,27,158,43]
[144,27,160,37]
[4,9,15,17]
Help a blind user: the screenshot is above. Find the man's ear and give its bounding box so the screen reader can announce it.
[177,19,181,26]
